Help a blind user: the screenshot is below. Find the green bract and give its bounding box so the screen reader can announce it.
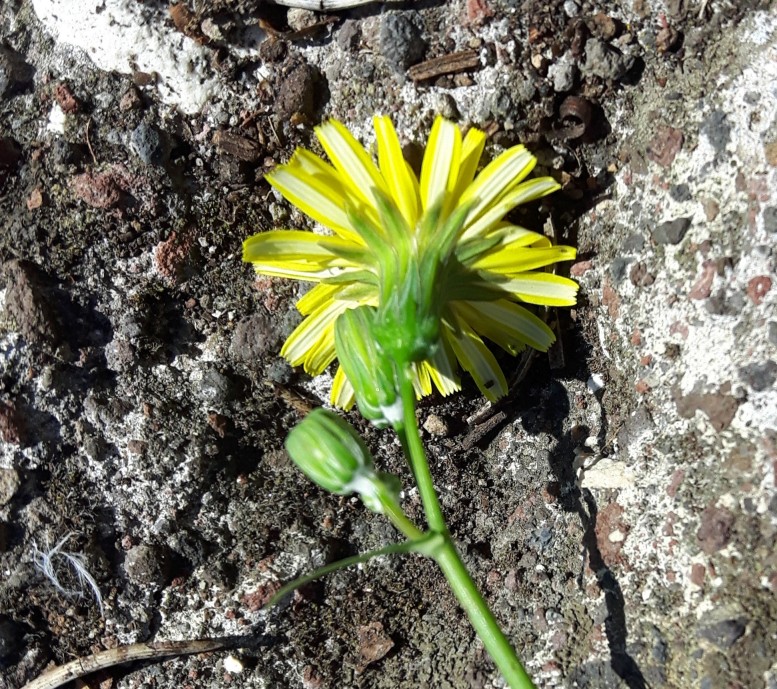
[334,306,400,428]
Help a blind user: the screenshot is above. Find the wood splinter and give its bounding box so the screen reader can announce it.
[407,49,481,82]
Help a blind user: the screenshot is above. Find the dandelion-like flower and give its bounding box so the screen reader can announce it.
[244,116,578,406]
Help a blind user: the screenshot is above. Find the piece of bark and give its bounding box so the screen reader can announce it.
[407,50,480,82]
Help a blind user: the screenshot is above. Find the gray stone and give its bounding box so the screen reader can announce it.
[563,0,580,17]
[0,468,20,506]
[130,122,169,166]
[616,405,655,449]
[0,47,34,97]
[610,256,632,284]
[548,57,578,93]
[697,613,747,649]
[705,290,745,316]
[738,360,777,392]
[199,367,234,404]
[379,12,426,72]
[48,138,84,170]
[669,183,692,202]
[620,232,645,253]
[652,217,691,245]
[763,206,777,233]
[123,544,170,587]
[337,19,361,51]
[581,39,635,81]
[266,358,292,385]
[768,321,777,346]
[702,110,731,154]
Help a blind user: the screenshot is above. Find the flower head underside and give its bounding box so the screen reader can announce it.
[243,116,578,406]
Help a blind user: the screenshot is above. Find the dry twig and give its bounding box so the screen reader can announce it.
[269,0,401,9]
[22,636,266,689]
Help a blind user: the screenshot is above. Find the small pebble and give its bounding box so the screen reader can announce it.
[563,0,580,17]
[652,217,691,245]
[738,360,777,392]
[548,56,577,93]
[223,655,244,674]
[423,414,449,437]
[762,206,777,234]
[587,374,605,393]
[0,468,21,506]
[581,38,635,81]
[432,93,460,120]
[130,122,169,166]
[379,12,426,72]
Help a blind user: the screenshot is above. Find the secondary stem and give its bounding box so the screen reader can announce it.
[378,485,425,541]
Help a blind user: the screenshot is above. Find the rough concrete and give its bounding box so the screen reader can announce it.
[0,1,775,688]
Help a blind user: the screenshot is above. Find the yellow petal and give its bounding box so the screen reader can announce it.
[471,244,577,275]
[457,224,551,264]
[494,273,580,306]
[488,224,552,248]
[451,126,487,201]
[331,366,356,409]
[444,314,507,402]
[420,116,462,212]
[425,337,461,396]
[411,361,433,398]
[296,283,341,316]
[455,299,556,352]
[374,115,421,228]
[459,145,536,227]
[266,163,358,241]
[461,177,560,241]
[243,231,361,281]
[281,299,353,374]
[315,119,388,208]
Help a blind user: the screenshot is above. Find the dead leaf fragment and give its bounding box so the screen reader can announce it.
[356,621,394,673]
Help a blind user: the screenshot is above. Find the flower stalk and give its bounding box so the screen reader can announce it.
[245,115,578,688]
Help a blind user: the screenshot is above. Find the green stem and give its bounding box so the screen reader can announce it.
[393,365,535,689]
[433,538,536,689]
[396,371,446,533]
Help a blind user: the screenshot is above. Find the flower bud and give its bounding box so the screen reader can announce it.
[285,408,375,495]
[285,409,402,515]
[335,307,402,428]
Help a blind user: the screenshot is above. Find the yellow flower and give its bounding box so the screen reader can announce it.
[244,116,578,406]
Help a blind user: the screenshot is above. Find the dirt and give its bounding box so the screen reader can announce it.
[1,1,776,688]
